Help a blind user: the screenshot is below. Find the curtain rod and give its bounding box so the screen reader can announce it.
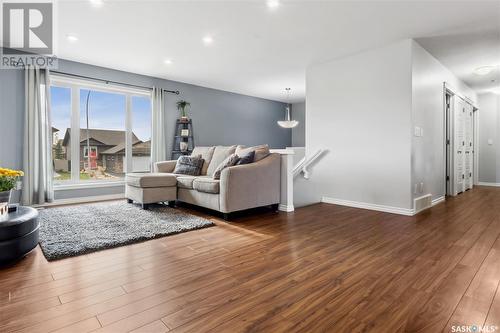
[50,70,180,95]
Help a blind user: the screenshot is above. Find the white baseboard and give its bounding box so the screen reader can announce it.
[321,197,415,216]
[431,196,445,206]
[279,204,295,212]
[478,182,500,187]
[34,194,125,208]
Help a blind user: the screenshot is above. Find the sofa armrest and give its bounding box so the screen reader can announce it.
[219,153,281,213]
[154,160,177,173]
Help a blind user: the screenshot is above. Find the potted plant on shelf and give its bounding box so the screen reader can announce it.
[176,100,191,122]
[0,168,24,216]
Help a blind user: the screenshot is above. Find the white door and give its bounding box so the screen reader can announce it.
[453,97,465,194]
[464,103,474,190]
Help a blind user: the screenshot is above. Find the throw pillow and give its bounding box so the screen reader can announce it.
[173,155,204,176]
[212,153,240,180]
[235,144,270,162]
[236,151,255,165]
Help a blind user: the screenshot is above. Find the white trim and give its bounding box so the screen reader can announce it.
[478,182,500,187]
[54,181,125,190]
[321,197,415,216]
[270,149,295,155]
[33,194,125,208]
[432,196,445,206]
[279,204,294,212]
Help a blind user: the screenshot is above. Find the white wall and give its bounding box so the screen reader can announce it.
[295,38,477,214]
[411,41,477,203]
[478,93,500,184]
[295,40,414,211]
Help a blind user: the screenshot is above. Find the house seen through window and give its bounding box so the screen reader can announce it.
[50,77,152,185]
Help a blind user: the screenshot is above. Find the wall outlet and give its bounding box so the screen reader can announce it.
[488,139,493,145]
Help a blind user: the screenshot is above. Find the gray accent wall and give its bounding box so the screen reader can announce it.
[0,68,25,171]
[0,56,290,200]
[291,102,305,147]
[478,93,500,184]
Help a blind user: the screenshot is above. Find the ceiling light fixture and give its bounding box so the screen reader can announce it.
[164,59,172,65]
[277,88,299,129]
[66,34,78,42]
[473,66,495,76]
[202,35,213,45]
[89,0,104,7]
[267,0,280,9]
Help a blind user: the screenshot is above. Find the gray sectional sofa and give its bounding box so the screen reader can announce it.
[125,145,281,219]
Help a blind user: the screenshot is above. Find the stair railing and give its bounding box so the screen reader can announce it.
[293,149,325,179]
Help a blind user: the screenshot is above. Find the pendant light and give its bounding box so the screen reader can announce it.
[277,88,299,128]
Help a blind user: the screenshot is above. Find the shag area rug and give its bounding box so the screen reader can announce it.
[38,201,214,261]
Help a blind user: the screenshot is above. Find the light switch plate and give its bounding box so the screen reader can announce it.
[488,139,493,145]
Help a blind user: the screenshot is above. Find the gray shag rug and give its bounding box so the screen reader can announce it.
[38,201,214,261]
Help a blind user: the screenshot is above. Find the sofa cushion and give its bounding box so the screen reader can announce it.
[236,151,255,165]
[173,155,204,176]
[126,173,177,188]
[176,176,197,189]
[191,146,215,175]
[235,144,270,162]
[193,178,220,194]
[212,153,240,180]
[206,145,237,176]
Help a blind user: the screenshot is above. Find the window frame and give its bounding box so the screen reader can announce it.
[50,74,152,188]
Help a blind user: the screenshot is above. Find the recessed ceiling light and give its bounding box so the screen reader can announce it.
[474,66,495,76]
[202,36,213,45]
[267,0,280,9]
[164,59,172,65]
[66,34,78,42]
[89,0,104,7]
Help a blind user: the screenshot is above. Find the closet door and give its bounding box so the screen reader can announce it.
[464,103,474,190]
[454,97,465,194]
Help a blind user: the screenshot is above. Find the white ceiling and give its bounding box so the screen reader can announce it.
[416,19,500,95]
[54,0,500,102]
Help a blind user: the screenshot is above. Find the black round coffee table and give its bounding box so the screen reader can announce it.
[0,206,39,264]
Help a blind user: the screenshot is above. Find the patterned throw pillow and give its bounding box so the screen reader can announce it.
[212,153,240,180]
[236,151,255,165]
[235,144,269,162]
[173,155,204,176]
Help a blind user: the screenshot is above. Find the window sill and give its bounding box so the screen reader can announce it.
[54,181,125,191]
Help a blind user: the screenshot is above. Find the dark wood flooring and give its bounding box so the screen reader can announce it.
[1,186,500,332]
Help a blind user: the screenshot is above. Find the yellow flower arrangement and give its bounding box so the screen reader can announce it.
[0,168,24,192]
[0,168,24,177]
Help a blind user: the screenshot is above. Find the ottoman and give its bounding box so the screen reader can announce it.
[0,206,39,264]
[126,173,177,209]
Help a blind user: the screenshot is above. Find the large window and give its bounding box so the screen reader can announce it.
[50,75,152,186]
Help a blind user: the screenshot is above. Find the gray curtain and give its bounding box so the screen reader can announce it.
[22,66,54,205]
[151,87,167,165]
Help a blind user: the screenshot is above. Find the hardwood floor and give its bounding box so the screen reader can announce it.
[1,186,500,332]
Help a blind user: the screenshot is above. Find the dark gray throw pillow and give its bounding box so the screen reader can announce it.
[173,155,204,176]
[236,151,255,165]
